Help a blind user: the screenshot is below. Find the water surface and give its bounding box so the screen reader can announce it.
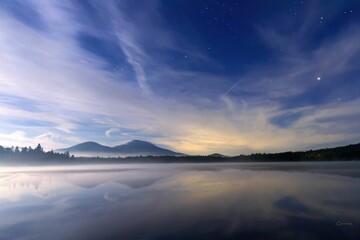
[0,162,359,239]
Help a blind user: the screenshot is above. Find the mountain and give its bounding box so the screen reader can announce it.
[58,141,113,153]
[113,140,181,156]
[57,140,183,157]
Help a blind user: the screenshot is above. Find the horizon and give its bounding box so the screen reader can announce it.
[1,139,359,157]
[1,1,360,155]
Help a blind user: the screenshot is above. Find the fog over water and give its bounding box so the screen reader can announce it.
[0,162,359,240]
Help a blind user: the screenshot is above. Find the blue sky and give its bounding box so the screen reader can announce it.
[0,0,360,155]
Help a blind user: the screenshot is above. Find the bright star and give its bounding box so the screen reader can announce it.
[317,77,321,81]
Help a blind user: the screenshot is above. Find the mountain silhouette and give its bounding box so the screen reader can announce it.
[59,141,113,152]
[57,140,183,157]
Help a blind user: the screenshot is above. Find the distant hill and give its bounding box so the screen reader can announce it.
[58,141,113,152]
[56,140,183,157]
[208,153,227,157]
[231,143,360,162]
[113,140,180,155]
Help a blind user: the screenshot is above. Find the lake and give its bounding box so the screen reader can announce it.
[0,162,359,240]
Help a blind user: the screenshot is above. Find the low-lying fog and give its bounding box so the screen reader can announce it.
[1,162,359,240]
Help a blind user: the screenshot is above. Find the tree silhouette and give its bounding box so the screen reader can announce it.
[35,143,43,153]
[0,143,71,162]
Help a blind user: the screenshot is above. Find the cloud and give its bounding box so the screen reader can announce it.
[0,1,359,154]
[35,132,58,140]
[105,128,119,138]
[0,131,63,150]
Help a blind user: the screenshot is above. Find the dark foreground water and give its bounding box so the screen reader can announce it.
[0,162,359,240]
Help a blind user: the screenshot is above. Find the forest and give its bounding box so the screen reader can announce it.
[0,144,74,163]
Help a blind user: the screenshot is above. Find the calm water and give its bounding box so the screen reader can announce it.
[0,162,359,240]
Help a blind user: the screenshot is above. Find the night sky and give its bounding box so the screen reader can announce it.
[0,0,360,155]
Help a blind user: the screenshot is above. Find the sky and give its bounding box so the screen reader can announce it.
[0,0,360,155]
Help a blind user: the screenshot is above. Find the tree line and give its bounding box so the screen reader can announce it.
[0,143,359,163]
[231,143,360,162]
[0,143,73,162]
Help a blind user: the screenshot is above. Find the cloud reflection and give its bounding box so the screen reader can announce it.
[0,164,359,239]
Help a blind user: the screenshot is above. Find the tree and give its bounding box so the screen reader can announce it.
[35,143,43,153]
[14,146,20,154]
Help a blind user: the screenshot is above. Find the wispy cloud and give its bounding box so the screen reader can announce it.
[105,128,119,138]
[0,0,359,154]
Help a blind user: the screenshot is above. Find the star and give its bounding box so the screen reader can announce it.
[317,77,321,81]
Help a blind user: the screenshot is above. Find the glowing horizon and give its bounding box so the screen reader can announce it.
[0,1,360,155]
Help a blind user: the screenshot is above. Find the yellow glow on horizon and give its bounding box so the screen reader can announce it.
[156,121,355,155]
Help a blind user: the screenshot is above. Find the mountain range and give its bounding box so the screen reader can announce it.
[56,140,183,157]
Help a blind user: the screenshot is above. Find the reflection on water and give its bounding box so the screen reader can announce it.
[0,162,359,240]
